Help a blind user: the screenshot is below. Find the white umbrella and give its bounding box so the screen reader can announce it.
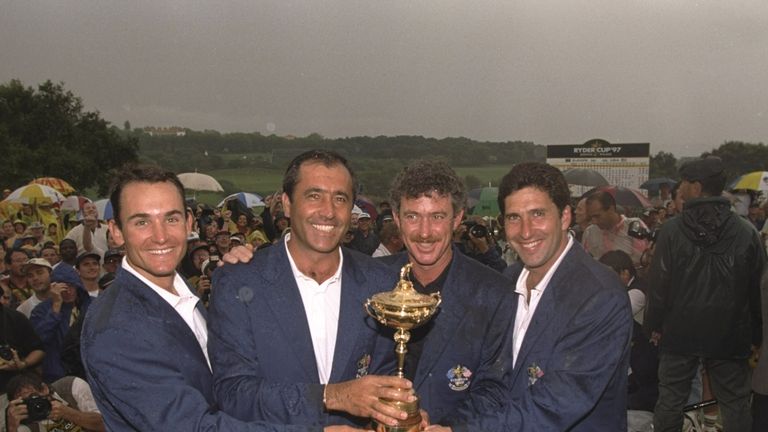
[177,172,224,192]
[217,192,265,208]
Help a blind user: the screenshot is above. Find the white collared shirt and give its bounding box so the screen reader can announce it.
[121,256,211,371]
[284,233,342,384]
[512,234,574,368]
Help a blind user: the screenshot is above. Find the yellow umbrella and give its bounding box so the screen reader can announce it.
[29,177,76,196]
[729,171,768,191]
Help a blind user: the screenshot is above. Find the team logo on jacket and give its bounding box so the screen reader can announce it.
[527,363,544,386]
[446,365,472,391]
[356,354,371,378]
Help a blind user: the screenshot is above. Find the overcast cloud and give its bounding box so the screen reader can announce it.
[2,0,767,157]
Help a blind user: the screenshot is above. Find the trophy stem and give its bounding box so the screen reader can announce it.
[394,328,410,379]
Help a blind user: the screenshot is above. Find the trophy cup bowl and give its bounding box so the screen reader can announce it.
[364,263,441,432]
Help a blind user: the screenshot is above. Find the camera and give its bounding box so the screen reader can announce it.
[23,395,52,423]
[203,255,220,277]
[461,221,488,240]
[628,220,657,242]
[0,345,13,361]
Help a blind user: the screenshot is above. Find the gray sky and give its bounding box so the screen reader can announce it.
[3,0,767,157]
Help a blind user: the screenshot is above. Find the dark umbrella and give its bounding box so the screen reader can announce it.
[583,186,653,209]
[639,177,677,193]
[562,168,609,187]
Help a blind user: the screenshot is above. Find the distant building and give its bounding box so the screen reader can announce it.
[143,126,187,137]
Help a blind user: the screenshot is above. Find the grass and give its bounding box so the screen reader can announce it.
[188,163,516,206]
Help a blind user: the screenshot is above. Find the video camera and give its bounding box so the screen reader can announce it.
[628,220,658,243]
[461,221,489,241]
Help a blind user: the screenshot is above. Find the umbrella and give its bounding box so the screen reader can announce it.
[93,198,115,220]
[640,177,677,192]
[583,186,653,209]
[562,168,609,187]
[729,171,768,191]
[3,184,66,205]
[354,195,378,220]
[61,195,91,212]
[470,187,500,217]
[177,172,224,192]
[217,192,265,209]
[29,177,76,196]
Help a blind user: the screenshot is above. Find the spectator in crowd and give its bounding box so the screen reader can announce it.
[570,197,589,243]
[81,164,358,431]
[582,191,649,267]
[16,258,52,318]
[645,156,765,432]
[47,222,61,244]
[371,222,403,257]
[102,249,123,275]
[27,222,51,251]
[64,202,108,255]
[76,252,102,298]
[211,150,412,428]
[453,216,507,272]
[650,182,672,208]
[12,221,27,238]
[2,248,32,306]
[2,220,17,249]
[383,159,515,427]
[347,212,379,255]
[0,303,44,394]
[247,230,270,250]
[212,230,231,256]
[38,244,60,267]
[748,203,765,231]
[428,162,632,431]
[599,249,658,416]
[55,239,78,269]
[30,264,92,383]
[4,372,105,432]
[186,243,211,299]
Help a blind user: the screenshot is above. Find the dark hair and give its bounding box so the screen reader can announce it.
[5,247,31,265]
[110,165,186,228]
[389,159,467,215]
[378,222,401,244]
[699,172,727,197]
[37,245,57,257]
[498,162,570,216]
[59,238,76,248]
[599,249,637,278]
[586,191,616,211]
[670,183,679,201]
[282,150,357,202]
[6,372,45,400]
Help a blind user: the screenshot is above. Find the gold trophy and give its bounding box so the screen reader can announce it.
[365,263,441,432]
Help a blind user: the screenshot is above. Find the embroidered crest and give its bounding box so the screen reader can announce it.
[527,363,544,386]
[446,365,472,391]
[356,354,371,378]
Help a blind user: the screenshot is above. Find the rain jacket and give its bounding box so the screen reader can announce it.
[644,196,765,359]
[30,264,92,382]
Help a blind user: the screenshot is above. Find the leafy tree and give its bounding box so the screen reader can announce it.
[0,79,138,194]
[705,141,768,181]
[649,151,678,179]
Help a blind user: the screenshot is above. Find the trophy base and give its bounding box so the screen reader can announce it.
[371,391,421,432]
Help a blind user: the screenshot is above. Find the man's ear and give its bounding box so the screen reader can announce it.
[281,192,291,218]
[108,219,125,248]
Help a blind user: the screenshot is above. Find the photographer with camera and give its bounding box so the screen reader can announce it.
[453,217,506,272]
[4,372,104,432]
[582,191,649,267]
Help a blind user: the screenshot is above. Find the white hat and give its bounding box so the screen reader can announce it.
[358,212,371,219]
[352,205,363,215]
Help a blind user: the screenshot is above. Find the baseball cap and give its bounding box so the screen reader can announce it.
[679,156,724,182]
[104,249,124,261]
[187,232,200,241]
[358,212,371,219]
[23,258,53,272]
[76,251,101,266]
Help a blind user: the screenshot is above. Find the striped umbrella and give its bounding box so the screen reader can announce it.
[3,184,66,205]
[29,177,76,196]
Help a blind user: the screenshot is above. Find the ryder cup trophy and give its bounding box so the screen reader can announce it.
[365,263,441,432]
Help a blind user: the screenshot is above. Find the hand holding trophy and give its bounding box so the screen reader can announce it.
[365,263,441,432]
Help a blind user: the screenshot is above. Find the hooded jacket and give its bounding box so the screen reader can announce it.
[644,196,765,359]
[30,264,92,382]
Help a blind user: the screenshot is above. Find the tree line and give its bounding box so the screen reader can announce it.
[2,79,767,196]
